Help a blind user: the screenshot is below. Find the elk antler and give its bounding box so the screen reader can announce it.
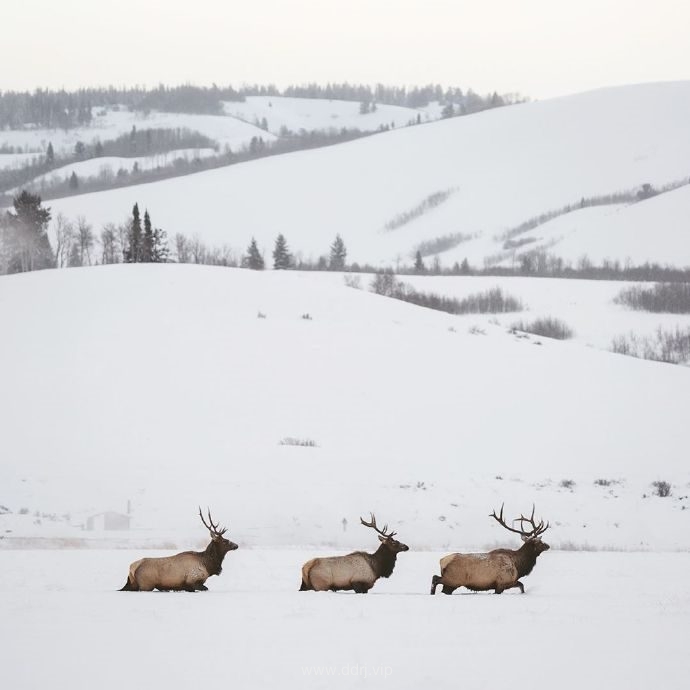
[360,512,397,539]
[490,503,549,539]
[199,507,228,537]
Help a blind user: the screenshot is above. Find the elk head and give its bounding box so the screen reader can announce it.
[360,513,409,553]
[199,507,238,555]
[490,504,550,554]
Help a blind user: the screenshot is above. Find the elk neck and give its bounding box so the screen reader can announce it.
[369,543,399,579]
[514,540,540,577]
[201,539,227,576]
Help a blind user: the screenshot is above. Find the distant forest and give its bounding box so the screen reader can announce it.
[0,82,523,130]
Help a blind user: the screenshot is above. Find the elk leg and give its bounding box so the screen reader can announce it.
[506,581,525,594]
[352,583,370,594]
[441,585,455,595]
[195,583,208,591]
[430,574,441,595]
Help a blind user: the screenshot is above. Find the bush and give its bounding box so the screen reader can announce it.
[512,316,574,340]
[594,478,619,487]
[611,327,690,364]
[560,479,576,490]
[652,480,672,497]
[369,275,523,315]
[615,283,690,313]
[279,437,317,447]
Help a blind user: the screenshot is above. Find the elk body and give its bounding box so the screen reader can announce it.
[120,509,237,592]
[431,505,550,595]
[300,514,409,593]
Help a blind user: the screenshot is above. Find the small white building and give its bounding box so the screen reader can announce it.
[86,511,130,531]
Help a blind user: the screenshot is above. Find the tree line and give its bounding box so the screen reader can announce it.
[0,82,521,130]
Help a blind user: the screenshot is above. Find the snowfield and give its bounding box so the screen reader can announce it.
[42,81,690,267]
[1,549,689,690]
[2,264,690,688]
[1,264,689,551]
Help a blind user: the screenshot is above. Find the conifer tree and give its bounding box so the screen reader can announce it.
[1,191,53,273]
[414,250,426,273]
[142,210,154,262]
[46,142,54,165]
[272,234,292,269]
[69,171,78,190]
[328,234,347,270]
[244,237,264,270]
[124,203,143,263]
[152,225,169,263]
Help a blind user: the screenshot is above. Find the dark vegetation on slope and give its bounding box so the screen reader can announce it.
[614,282,690,314]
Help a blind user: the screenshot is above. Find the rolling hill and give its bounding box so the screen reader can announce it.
[1,264,688,551]
[42,81,690,268]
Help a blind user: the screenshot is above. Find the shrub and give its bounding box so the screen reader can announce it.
[279,437,317,447]
[615,283,690,313]
[560,479,576,490]
[652,480,672,497]
[611,327,690,364]
[343,274,361,289]
[594,478,619,487]
[511,316,574,340]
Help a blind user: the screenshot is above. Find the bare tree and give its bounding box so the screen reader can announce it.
[75,216,94,266]
[54,214,74,268]
[100,223,120,264]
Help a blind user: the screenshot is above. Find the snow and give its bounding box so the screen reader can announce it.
[42,82,690,267]
[223,95,438,133]
[12,149,217,192]
[1,549,688,689]
[523,186,690,267]
[1,264,689,552]
[0,106,273,158]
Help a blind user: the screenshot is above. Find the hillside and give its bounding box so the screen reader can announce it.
[42,81,690,268]
[1,264,689,551]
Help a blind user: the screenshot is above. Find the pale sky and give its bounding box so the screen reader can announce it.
[2,0,689,99]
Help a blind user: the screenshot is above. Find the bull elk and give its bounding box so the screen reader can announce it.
[430,504,550,595]
[300,513,409,593]
[119,508,238,591]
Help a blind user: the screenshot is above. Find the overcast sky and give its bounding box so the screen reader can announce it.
[2,0,689,99]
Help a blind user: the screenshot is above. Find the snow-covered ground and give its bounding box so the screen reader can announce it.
[1,549,688,689]
[0,107,274,158]
[223,95,440,133]
[1,265,689,552]
[42,82,690,267]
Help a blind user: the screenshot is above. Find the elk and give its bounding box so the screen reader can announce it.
[119,508,238,591]
[300,513,409,593]
[430,504,550,595]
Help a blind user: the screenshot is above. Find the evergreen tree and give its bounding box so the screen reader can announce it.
[328,234,347,270]
[69,171,79,190]
[244,237,264,270]
[152,225,169,263]
[73,141,85,159]
[414,250,426,273]
[46,142,54,165]
[142,210,154,262]
[272,234,292,269]
[124,203,143,263]
[460,258,471,275]
[1,191,53,273]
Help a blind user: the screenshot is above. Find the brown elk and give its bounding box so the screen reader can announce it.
[119,508,238,591]
[300,513,409,593]
[430,504,550,595]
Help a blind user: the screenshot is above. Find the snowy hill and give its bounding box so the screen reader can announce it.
[1,264,689,551]
[41,82,690,268]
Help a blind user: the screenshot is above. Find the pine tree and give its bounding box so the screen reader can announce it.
[69,171,79,190]
[2,191,53,273]
[152,225,169,263]
[142,210,154,262]
[124,203,143,263]
[46,142,54,165]
[414,250,425,273]
[244,238,264,270]
[328,234,347,271]
[460,258,471,275]
[272,234,292,269]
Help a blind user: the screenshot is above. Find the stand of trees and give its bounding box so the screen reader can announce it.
[0,82,521,131]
